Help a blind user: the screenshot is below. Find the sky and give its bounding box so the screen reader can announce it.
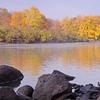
[0,0,100,20]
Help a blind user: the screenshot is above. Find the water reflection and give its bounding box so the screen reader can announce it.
[59,45,100,69]
[0,43,100,86]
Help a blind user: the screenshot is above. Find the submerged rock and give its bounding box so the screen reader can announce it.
[33,70,75,100]
[0,65,24,87]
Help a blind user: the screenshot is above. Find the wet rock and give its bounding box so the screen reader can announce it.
[17,85,34,98]
[0,65,24,87]
[33,70,74,100]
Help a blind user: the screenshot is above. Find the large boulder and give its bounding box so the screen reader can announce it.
[0,86,32,100]
[0,86,18,100]
[33,70,75,100]
[17,85,34,98]
[18,95,32,100]
[0,65,24,87]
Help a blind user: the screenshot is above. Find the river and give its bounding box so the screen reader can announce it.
[0,42,100,87]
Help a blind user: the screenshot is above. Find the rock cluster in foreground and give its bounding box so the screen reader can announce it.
[0,65,100,100]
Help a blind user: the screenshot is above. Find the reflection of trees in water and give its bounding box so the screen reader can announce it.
[0,44,100,76]
[0,48,62,75]
[59,45,100,68]
[0,49,43,75]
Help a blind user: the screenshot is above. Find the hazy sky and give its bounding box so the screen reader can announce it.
[0,0,99,19]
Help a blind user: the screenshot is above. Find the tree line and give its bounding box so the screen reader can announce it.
[0,7,100,43]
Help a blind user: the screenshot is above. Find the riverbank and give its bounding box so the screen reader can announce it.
[0,65,100,100]
[0,41,99,48]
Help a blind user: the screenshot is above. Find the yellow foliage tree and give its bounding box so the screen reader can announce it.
[24,7,48,29]
[78,16,100,40]
[61,17,79,41]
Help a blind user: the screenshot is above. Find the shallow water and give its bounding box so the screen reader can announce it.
[0,42,100,87]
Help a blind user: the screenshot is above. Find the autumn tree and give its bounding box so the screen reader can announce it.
[0,8,11,27]
[23,7,48,29]
[10,12,26,28]
[78,16,100,40]
[0,7,100,43]
[0,8,11,42]
[61,17,79,41]
[46,19,64,41]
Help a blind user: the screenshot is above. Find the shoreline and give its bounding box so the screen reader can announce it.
[0,66,100,100]
[0,41,99,49]
[0,40,99,44]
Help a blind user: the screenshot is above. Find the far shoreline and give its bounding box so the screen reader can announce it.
[0,41,99,49]
[0,40,100,45]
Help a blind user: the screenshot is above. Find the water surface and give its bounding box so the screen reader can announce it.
[0,43,100,87]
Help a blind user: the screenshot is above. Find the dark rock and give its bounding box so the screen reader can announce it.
[0,86,18,100]
[79,84,94,93]
[33,70,74,100]
[76,92,98,100]
[18,95,32,100]
[17,85,34,98]
[52,70,75,81]
[0,65,24,87]
[0,86,32,100]
[73,84,100,100]
[76,92,90,100]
